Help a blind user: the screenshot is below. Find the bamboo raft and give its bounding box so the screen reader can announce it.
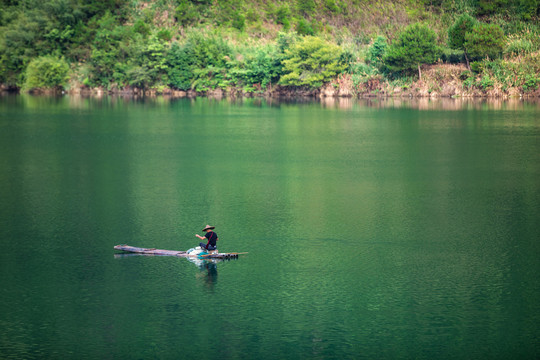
[114,245,246,259]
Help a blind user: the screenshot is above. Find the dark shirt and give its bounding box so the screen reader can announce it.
[204,231,218,247]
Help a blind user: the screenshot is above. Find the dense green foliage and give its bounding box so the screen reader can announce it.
[280,36,346,88]
[23,55,69,91]
[465,23,506,60]
[366,36,387,67]
[170,31,232,92]
[383,23,439,79]
[0,0,127,86]
[0,0,539,93]
[229,44,284,92]
[448,14,477,53]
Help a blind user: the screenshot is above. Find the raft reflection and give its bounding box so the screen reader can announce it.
[188,258,219,288]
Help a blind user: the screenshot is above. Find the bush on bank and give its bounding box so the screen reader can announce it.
[23,56,70,92]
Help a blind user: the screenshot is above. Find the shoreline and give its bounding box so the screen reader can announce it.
[3,88,539,105]
[3,87,539,100]
[7,86,538,99]
[3,62,540,101]
[4,70,538,100]
[3,88,539,112]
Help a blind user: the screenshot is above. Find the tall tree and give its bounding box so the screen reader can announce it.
[448,13,477,70]
[383,23,439,81]
[464,23,505,60]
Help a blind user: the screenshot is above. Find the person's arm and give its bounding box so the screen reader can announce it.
[196,233,211,248]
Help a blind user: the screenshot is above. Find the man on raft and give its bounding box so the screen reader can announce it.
[195,225,218,251]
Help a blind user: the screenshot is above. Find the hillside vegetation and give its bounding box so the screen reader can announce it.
[0,0,539,97]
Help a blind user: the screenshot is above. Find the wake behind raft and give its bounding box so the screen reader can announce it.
[114,244,247,259]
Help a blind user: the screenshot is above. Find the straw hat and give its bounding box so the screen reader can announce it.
[202,225,215,231]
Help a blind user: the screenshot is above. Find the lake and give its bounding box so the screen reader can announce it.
[1,94,539,359]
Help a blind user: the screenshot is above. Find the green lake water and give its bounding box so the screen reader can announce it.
[0,95,539,359]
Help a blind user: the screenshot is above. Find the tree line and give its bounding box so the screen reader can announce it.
[1,0,539,94]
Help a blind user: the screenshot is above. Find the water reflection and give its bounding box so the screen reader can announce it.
[188,258,219,289]
[113,253,224,289]
[319,96,354,109]
[4,92,538,112]
[350,97,539,110]
[2,93,539,359]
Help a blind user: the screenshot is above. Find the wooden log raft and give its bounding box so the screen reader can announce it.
[114,245,246,259]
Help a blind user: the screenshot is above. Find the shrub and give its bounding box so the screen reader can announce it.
[188,32,231,69]
[276,32,298,53]
[23,56,70,91]
[167,42,194,90]
[465,23,505,60]
[463,74,476,89]
[89,12,135,86]
[339,49,355,73]
[296,19,315,36]
[231,44,283,91]
[480,74,494,89]
[350,62,378,88]
[297,0,316,15]
[441,48,465,64]
[448,13,477,50]
[133,19,150,37]
[276,4,291,25]
[479,53,540,91]
[131,36,169,87]
[166,32,232,91]
[522,75,539,91]
[157,29,172,42]
[245,8,259,23]
[448,13,477,67]
[231,11,246,31]
[476,0,509,16]
[383,23,439,80]
[175,0,199,26]
[519,0,540,20]
[470,61,483,73]
[279,36,346,88]
[325,0,340,13]
[280,17,291,31]
[459,70,473,80]
[366,36,387,66]
[126,66,153,88]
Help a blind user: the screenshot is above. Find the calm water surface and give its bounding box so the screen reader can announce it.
[1,95,539,359]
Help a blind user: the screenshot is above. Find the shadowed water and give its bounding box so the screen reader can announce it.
[1,95,539,359]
